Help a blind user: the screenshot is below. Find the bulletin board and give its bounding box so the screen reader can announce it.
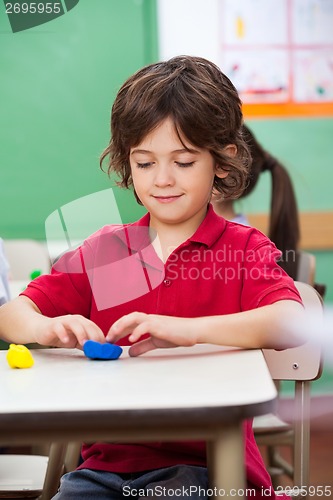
[219,0,333,117]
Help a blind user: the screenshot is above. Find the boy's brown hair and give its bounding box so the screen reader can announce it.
[100,55,251,202]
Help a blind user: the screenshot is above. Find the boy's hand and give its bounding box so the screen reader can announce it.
[34,314,106,349]
[106,312,198,356]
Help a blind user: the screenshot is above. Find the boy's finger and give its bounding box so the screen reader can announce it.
[108,312,147,335]
[128,338,156,357]
[83,319,106,343]
[128,322,151,343]
[61,317,105,346]
[106,312,152,343]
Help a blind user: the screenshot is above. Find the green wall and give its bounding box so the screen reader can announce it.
[0,0,155,238]
[238,118,333,213]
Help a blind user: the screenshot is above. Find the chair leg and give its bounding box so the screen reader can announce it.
[271,449,294,479]
[267,445,294,490]
[267,446,281,490]
[293,381,311,500]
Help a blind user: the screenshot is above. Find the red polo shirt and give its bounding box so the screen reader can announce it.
[22,205,300,497]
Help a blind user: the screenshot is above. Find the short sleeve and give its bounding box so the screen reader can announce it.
[240,230,302,311]
[21,244,92,318]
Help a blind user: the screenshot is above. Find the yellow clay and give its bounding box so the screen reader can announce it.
[6,344,34,369]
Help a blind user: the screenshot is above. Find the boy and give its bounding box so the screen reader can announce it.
[0,56,304,498]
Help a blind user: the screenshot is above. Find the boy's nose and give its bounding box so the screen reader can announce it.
[153,164,175,187]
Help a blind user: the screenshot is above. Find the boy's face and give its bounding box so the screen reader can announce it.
[129,118,228,232]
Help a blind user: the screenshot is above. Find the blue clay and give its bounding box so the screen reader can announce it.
[83,340,123,360]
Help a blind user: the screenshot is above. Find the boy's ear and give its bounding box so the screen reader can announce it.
[214,144,237,179]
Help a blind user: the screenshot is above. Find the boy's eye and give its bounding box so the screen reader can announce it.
[135,161,195,169]
[175,161,195,168]
[136,162,153,169]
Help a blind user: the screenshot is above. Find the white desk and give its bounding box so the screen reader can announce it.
[0,345,277,497]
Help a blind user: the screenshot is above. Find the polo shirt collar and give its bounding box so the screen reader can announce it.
[129,203,227,250]
[189,204,227,248]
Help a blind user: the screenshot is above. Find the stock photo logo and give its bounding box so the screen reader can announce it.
[3,0,79,33]
[45,188,165,311]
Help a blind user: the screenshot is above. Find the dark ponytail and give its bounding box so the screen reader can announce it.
[267,158,300,278]
[242,125,300,279]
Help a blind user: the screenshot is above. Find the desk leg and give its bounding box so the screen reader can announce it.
[206,422,245,498]
[41,443,67,500]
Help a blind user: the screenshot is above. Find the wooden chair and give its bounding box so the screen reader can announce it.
[254,281,323,498]
[0,442,81,499]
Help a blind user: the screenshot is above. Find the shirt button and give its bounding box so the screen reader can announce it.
[163,279,172,287]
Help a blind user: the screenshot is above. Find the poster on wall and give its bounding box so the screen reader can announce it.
[219,0,333,116]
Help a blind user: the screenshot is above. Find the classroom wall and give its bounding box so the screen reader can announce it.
[0,0,155,239]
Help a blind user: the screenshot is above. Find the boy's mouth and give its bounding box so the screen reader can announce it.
[153,195,183,203]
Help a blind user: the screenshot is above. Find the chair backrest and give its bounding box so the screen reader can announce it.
[262,281,323,382]
[296,251,316,286]
[3,239,50,281]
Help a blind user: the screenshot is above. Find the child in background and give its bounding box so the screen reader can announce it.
[0,56,305,499]
[212,124,300,280]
